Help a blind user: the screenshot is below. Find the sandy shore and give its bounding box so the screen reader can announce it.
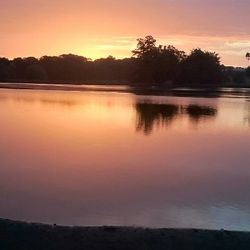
[1,218,250,250]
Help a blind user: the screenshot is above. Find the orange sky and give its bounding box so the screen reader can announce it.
[1,0,250,66]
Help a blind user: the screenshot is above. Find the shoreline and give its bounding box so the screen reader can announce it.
[1,218,250,249]
[0,82,132,92]
[1,82,250,100]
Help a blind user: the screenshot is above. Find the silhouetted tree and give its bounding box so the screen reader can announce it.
[0,38,229,86]
[223,66,246,84]
[40,54,88,81]
[158,45,186,83]
[132,36,159,83]
[26,64,47,80]
[12,57,39,80]
[246,67,250,78]
[88,56,132,80]
[179,49,222,85]
[132,36,185,84]
[0,58,11,81]
[132,36,157,58]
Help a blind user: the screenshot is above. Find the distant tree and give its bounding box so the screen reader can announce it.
[91,56,117,80]
[58,54,88,80]
[39,56,57,81]
[246,67,250,78]
[132,36,157,59]
[221,66,247,85]
[179,49,222,85]
[40,54,88,81]
[26,64,47,81]
[232,71,245,84]
[0,40,225,86]
[0,58,11,81]
[159,45,186,83]
[12,57,39,80]
[132,36,185,84]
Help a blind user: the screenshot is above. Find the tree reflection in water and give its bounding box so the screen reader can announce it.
[244,103,250,127]
[184,105,217,123]
[135,102,217,134]
[135,103,179,134]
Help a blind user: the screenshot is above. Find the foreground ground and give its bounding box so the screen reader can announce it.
[1,218,250,250]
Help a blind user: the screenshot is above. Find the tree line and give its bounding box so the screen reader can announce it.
[0,35,249,86]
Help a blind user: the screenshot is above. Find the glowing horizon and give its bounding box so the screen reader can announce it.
[1,0,250,66]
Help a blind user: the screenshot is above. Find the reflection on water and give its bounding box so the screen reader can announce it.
[185,105,217,122]
[244,103,250,127]
[135,103,217,134]
[0,88,250,230]
[136,104,179,134]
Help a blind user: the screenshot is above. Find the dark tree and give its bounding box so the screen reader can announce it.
[12,57,39,80]
[179,49,222,85]
[132,36,157,58]
[222,66,246,84]
[246,67,250,78]
[158,45,186,83]
[26,64,47,80]
[0,58,11,81]
[132,36,185,84]
[132,36,159,84]
[0,37,227,87]
[40,54,88,81]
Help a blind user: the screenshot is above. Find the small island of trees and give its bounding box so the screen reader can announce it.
[0,35,249,87]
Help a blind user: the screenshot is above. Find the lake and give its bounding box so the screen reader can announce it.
[0,86,250,230]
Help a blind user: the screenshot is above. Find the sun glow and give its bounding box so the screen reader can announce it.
[1,0,250,66]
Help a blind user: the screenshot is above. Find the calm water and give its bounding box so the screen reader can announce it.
[0,87,250,230]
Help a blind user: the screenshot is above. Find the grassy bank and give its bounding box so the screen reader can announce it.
[1,218,250,250]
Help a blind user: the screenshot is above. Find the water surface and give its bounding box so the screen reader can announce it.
[0,87,250,230]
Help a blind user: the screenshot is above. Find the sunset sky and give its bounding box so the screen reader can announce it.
[1,0,250,66]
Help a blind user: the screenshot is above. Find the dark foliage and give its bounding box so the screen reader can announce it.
[178,49,222,85]
[0,36,244,86]
[246,67,250,78]
[223,66,247,84]
[132,36,185,84]
[0,55,135,83]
